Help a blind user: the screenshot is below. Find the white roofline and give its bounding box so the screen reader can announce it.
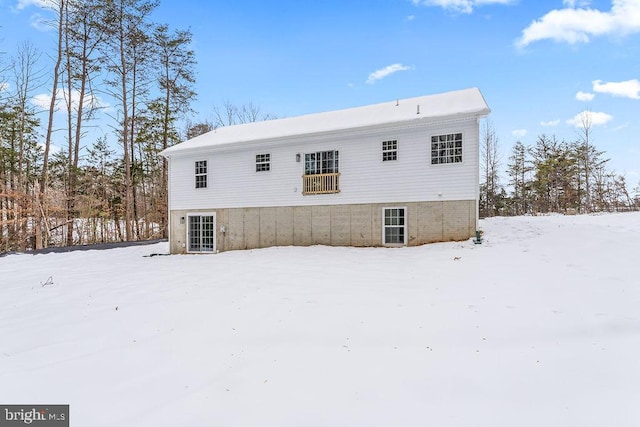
[162,87,490,157]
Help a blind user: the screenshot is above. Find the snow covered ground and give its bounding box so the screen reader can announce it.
[1,213,639,426]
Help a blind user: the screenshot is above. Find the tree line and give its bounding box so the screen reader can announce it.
[480,116,639,217]
[3,3,636,252]
[0,0,199,252]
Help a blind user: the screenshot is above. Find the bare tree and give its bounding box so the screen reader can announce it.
[0,43,42,251]
[102,0,158,241]
[150,24,196,238]
[185,120,214,140]
[10,42,43,192]
[61,0,107,245]
[576,110,593,213]
[613,174,634,211]
[480,120,501,217]
[0,34,9,103]
[38,0,67,249]
[213,100,277,127]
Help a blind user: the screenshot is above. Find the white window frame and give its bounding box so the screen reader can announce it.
[255,153,271,172]
[430,132,463,165]
[382,140,398,162]
[195,160,207,188]
[186,212,216,253]
[304,150,339,175]
[382,207,407,246]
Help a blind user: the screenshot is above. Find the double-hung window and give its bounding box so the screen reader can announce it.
[195,160,207,188]
[303,150,340,194]
[383,207,406,245]
[431,133,462,164]
[256,154,270,172]
[382,140,398,161]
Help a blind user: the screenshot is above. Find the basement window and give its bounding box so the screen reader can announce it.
[383,207,406,245]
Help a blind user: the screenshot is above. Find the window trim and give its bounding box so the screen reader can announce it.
[382,139,398,162]
[255,153,271,172]
[186,212,216,253]
[304,150,339,175]
[382,207,407,246]
[195,160,207,188]
[430,132,463,165]
[302,150,340,195]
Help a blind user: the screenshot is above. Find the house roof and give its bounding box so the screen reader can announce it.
[161,87,490,157]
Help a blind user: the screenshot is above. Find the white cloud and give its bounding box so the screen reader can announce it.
[512,129,528,138]
[563,0,592,7]
[592,79,640,99]
[540,119,561,127]
[407,15,416,21]
[613,122,630,131]
[411,0,514,14]
[11,1,56,30]
[576,91,595,101]
[0,82,9,92]
[366,64,413,85]
[566,110,613,127]
[31,89,108,112]
[31,93,54,110]
[30,13,52,31]
[14,0,53,11]
[516,0,640,48]
[37,142,62,155]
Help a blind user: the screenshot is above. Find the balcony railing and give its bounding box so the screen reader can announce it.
[302,172,340,195]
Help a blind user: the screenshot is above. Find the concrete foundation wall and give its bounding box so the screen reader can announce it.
[169,200,476,254]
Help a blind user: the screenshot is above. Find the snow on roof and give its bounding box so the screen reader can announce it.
[162,87,490,156]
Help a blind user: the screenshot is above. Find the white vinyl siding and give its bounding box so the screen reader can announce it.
[168,117,480,210]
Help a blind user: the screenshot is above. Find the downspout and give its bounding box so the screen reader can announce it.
[164,154,172,253]
[475,115,481,232]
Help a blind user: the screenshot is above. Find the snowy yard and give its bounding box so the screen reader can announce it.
[1,213,639,426]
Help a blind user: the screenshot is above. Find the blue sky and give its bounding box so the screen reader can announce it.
[1,0,639,184]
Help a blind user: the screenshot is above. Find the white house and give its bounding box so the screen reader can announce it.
[161,87,490,254]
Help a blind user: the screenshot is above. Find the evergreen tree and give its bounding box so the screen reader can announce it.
[101,0,159,241]
[506,141,531,215]
[61,0,108,245]
[149,24,196,237]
